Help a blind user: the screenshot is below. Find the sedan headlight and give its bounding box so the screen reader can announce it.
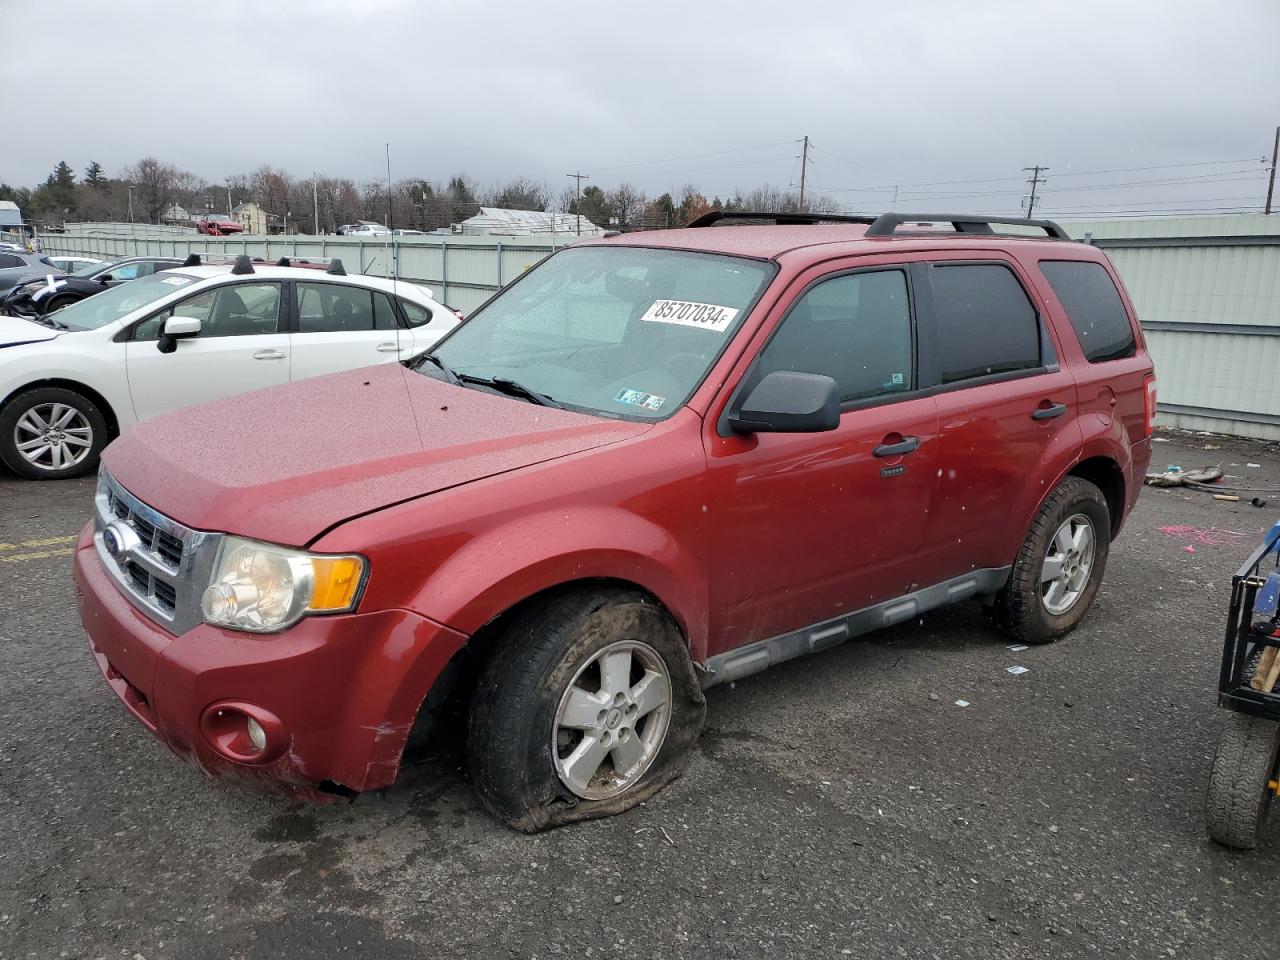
[200,536,366,633]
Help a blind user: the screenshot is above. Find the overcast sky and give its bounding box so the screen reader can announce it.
[3,0,1278,219]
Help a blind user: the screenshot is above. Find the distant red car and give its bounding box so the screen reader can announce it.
[196,216,244,237]
[75,211,1154,831]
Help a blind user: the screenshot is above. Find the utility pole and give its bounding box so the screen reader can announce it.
[1022,165,1049,218]
[385,143,393,232]
[313,175,320,235]
[127,185,134,224]
[797,135,810,211]
[225,179,233,216]
[566,171,588,235]
[1266,126,1279,215]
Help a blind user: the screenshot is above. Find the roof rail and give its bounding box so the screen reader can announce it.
[686,211,877,228]
[276,256,291,267]
[865,213,1071,240]
[230,255,255,275]
[181,254,201,267]
[326,258,346,276]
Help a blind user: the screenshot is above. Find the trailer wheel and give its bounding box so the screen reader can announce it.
[1205,713,1280,850]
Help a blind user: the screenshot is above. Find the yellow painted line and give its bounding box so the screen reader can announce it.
[0,535,78,552]
[0,547,75,564]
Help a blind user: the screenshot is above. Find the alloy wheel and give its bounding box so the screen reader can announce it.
[13,402,94,472]
[552,639,672,800]
[1041,513,1095,616]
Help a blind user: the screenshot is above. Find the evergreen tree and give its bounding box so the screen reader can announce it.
[84,160,107,190]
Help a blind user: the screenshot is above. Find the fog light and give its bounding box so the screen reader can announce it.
[246,716,267,752]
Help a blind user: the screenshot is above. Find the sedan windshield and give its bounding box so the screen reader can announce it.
[431,246,773,419]
[49,271,198,331]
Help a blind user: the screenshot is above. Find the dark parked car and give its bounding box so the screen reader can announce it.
[0,251,60,294]
[1,257,184,316]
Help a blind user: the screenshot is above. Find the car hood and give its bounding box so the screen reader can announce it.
[0,315,60,347]
[102,364,652,546]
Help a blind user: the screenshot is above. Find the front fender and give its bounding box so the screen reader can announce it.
[404,504,710,662]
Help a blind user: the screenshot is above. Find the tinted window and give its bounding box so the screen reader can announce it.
[757,270,913,402]
[134,282,282,339]
[296,282,396,333]
[931,264,1040,384]
[110,262,145,281]
[0,254,22,268]
[1040,260,1136,363]
[399,299,432,327]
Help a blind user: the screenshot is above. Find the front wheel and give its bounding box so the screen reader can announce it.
[0,387,109,480]
[467,588,706,832]
[991,476,1111,644]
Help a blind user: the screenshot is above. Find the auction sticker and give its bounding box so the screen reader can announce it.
[615,387,666,411]
[640,299,738,332]
[159,276,194,286]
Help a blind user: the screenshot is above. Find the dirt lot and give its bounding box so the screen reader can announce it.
[3,429,1280,959]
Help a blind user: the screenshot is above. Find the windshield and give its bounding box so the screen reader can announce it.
[431,246,774,419]
[49,271,198,331]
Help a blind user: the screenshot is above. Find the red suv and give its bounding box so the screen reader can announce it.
[74,213,1155,831]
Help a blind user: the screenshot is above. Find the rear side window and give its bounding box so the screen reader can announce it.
[930,263,1040,384]
[0,254,22,268]
[296,282,397,333]
[1039,260,1136,363]
[399,299,433,327]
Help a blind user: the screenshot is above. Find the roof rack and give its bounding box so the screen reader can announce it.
[865,213,1071,240]
[182,254,201,267]
[685,211,877,228]
[230,255,255,275]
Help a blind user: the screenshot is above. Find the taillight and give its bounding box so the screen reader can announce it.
[1144,374,1157,437]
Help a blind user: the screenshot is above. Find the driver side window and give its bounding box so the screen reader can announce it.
[133,283,282,340]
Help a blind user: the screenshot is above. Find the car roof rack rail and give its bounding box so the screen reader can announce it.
[182,254,201,267]
[230,255,255,275]
[276,256,291,267]
[865,213,1071,240]
[326,258,346,276]
[685,211,877,228]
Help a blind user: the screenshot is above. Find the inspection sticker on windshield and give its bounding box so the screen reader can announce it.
[641,299,738,332]
[615,388,666,411]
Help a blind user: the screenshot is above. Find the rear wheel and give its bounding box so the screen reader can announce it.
[0,387,109,480]
[1205,713,1280,850]
[467,587,706,832]
[991,476,1111,644]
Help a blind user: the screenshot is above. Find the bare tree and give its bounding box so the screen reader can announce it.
[122,157,180,223]
[483,177,549,211]
[608,183,646,228]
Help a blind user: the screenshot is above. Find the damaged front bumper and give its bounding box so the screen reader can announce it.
[73,525,468,799]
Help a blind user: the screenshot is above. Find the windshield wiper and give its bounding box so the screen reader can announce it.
[415,351,460,385]
[27,313,69,331]
[461,374,563,409]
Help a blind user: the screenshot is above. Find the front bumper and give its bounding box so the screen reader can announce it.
[73,525,468,798]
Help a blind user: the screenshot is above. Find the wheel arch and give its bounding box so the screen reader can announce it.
[1,377,121,441]
[1067,455,1125,537]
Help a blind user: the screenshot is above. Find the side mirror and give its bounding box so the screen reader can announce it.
[728,370,840,435]
[97,273,113,284]
[156,315,201,354]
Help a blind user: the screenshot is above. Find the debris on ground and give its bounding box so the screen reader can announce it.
[1006,666,1029,675]
[1145,465,1223,487]
[954,700,970,708]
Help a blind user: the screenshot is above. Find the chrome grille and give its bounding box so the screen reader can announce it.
[93,470,221,634]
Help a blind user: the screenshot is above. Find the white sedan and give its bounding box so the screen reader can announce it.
[0,256,459,479]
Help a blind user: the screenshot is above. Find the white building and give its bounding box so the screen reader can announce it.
[457,207,604,237]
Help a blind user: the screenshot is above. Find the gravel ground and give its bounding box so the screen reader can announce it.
[3,429,1280,959]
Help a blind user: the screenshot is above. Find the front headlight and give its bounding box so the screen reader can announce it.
[200,536,366,633]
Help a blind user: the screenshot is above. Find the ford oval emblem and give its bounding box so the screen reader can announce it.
[102,521,137,560]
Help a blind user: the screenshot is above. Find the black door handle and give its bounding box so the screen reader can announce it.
[873,436,920,458]
[1031,402,1067,421]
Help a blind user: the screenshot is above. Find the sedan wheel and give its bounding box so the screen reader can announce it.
[14,402,95,473]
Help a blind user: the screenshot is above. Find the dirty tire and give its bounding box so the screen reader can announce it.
[1205,713,1280,850]
[992,476,1110,644]
[467,587,706,833]
[41,294,78,315]
[0,386,109,480]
